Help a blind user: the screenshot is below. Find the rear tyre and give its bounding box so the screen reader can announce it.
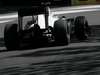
[4,24,19,50]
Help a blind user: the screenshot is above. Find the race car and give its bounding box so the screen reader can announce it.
[4,6,70,50]
[4,5,91,50]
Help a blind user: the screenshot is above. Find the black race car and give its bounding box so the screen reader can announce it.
[4,6,70,50]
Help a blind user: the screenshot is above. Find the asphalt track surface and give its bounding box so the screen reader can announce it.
[0,25,99,75]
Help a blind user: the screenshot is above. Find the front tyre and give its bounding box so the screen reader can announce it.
[74,16,88,40]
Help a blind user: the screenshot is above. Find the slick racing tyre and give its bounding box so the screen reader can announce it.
[4,24,19,50]
[74,16,88,40]
[53,19,70,45]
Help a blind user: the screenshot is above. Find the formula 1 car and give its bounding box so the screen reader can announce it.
[4,5,91,50]
[4,6,70,50]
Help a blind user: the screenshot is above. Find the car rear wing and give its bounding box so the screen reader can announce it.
[18,6,49,17]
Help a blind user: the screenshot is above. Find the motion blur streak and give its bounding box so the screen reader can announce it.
[71,5,100,10]
[69,5,100,9]
[52,8,100,15]
[0,13,17,24]
[0,13,17,19]
[52,5,100,12]
[0,20,16,23]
